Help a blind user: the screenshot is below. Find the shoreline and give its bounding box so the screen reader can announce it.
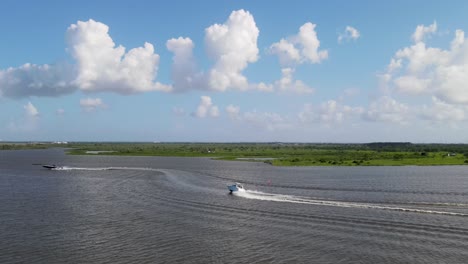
[3,142,468,167]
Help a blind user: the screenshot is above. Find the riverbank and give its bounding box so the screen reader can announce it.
[51,142,468,166]
[2,142,468,166]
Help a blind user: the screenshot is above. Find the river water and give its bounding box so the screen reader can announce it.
[1,148,468,263]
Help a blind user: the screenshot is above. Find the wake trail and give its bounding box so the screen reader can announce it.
[234,190,468,217]
[52,166,161,172]
[49,166,468,217]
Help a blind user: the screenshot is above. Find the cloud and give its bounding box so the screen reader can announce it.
[297,23,329,64]
[382,22,468,104]
[7,102,40,132]
[393,75,431,94]
[172,107,186,116]
[338,88,360,101]
[363,96,409,124]
[56,108,65,115]
[226,104,241,120]
[204,9,259,91]
[67,19,170,94]
[318,101,347,123]
[338,26,360,43]
[266,22,327,93]
[166,37,204,92]
[80,97,106,112]
[225,105,292,131]
[245,68,313,94]
[435,64,468,104]
[419,96,467,122]
[243,111,290,131]
[0,19,171,99]
[0,13,323,97]
[268,39,301,66]
[0,63,75,99]
[24,102,39,117]
[269,22,328,66]
[255,82,274,92]
[193,96,219,118]
[274,68,314,94]
[412,22,437,43]
[299,100,363,125]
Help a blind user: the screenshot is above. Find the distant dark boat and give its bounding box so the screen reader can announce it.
[42,164,57,169]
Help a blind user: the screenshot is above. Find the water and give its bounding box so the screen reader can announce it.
[1,149,468,263]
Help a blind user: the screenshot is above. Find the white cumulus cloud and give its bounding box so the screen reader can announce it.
[226,104,241,120]
[204,9,259,91]
[193,96,219,118]
[274,68,314,94]
[383,22,468,104]
[0,19,171,99]
[269,39,302,66]
[267,22,327,93]
[412,22,437,43]
[419,96,467,122]
[338,26,360,43]
[80,97,106,112]
[24,102,39,117]
[243,111,289,131]
[67,19,170,94]
[299,101,363,125]
[167,37,203,92]
[269,22,328,66]
[225,105,292,131]
[7,102,40,132]
[363,96,410,124]
[393,75,431,94]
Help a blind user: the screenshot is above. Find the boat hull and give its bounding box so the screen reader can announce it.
[228,183,244,194]
[228,185,239,193]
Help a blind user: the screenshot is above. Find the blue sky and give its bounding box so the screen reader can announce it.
[1,0,468,142]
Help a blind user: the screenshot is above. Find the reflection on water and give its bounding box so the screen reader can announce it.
[1,149,468,263]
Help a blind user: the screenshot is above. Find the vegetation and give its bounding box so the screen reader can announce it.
[0,142,56,150]
[2,141,468,166]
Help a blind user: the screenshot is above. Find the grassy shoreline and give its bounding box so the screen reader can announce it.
[2,142,468,166]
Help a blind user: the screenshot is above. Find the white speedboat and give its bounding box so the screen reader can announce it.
[228,182,245,194]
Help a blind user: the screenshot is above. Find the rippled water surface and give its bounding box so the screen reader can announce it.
[1,149,468,263]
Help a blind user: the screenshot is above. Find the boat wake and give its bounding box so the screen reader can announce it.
[52,166,161,172]
[234,189,468,217]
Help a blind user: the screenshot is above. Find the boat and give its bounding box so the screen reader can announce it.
[42,164,57,169]
[227,182,245,194]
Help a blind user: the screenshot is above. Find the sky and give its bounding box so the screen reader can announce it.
[1,0,468,142]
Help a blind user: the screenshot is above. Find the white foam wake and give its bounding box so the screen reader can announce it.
[53,166,160,171]
[234,190,468,217]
